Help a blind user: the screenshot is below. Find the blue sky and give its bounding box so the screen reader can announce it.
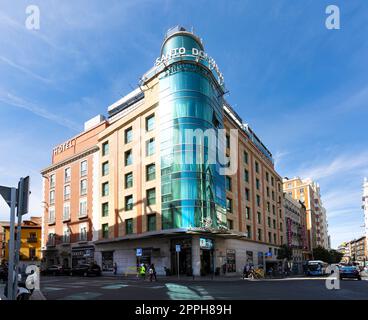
[0,0,367,249]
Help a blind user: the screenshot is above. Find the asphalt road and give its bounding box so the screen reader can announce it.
[39,275,368,300]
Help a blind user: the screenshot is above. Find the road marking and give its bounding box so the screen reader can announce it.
[101,284,129,289]
[42,287,64,292]
[58,292,102,300]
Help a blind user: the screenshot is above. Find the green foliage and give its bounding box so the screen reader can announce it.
[312,246,344,264]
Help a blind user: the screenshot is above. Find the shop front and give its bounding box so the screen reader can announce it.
[200,237,214,276]
[171,237,192,275]
[101,251,114,271]
[71,246,95,267]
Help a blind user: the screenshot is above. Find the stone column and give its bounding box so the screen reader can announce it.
[192,235,201,276]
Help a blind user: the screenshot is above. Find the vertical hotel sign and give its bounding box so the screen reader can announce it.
[53,139,75,156]
[287,217,292,247]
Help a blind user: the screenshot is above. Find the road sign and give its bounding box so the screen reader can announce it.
[176,244,181,252]
[136,248,142,257]
[17,176,30,216]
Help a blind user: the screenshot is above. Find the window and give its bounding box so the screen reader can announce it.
[257,212,262,224]
[225,176,232,192]
[146,163,156,181]
[246,207,251,219]
[273,219,276,229]
[29,248,36,260]
[146,114,155,131]
[146,188,156,206]
[267,201,270,212]
[102,141,109,156]
[102,202,109,217]
[244,169,249,183]
[62,227,70,243]
[48,208,55,224]
[80,179,87,196]
[79,225,87,241]
[125,127,133,144]
[125,218,133,234]
[125,195,133,211]
[300,188,304,194]
[280,235,283,244]
[245,188,250,201]
[102,161,109,176]
[50,190,55,205]
[50,174,55,189]
[102,223,109,239]
[246,225,252,238]
[271,177,274,186]
[268,232,272,243]
[147,214,156,232]
[63,203,70,221]
[48,232,55,246]
[64,185,70,201]
[266,187,270,197]
[146,138,155,156]
[243,151,248,164]
[226,198,233,213]
[80,160,87,177]
[255,161,259,173]
[257,229,262,241]
[273,233,277,244]
[125,150,132,166]
[79,199,87,218]
[125,172,133,188]
[280,222,283,231]
[65,167,71,183]
[102,182,109,197]
[272,191,275,201]
[227,219,233,230]
[256,195,261,207]
[256,178,260,190]
[267,217,271,228]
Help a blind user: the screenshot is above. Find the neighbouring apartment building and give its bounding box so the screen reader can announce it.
[0,221,10,264]
[349,236,367,267]
[2,217,42,265]
[283,177,329,252]
[363,178,368,249]
[41,26,285,276]
[283,193,309,272]
[337,241,351,264]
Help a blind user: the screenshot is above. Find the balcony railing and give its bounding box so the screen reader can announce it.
[27,237,38,243]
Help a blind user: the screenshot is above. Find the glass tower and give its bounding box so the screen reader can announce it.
[157,27,227,230]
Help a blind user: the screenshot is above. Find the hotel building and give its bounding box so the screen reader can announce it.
[283,177,329,252]
[283,193,309,272]
[41,26,285,276]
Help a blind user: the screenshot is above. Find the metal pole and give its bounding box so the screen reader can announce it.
[13,178,24,298]
[7,188,17,300]
[177,251,179,279]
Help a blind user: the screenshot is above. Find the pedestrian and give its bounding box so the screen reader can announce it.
[242,264,249,279]
[268,267,273,278]
[140,263,146,280]
[113,262,117,275]
[149,263,157,282]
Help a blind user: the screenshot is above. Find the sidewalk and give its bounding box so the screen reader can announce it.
[0,282,46,300]
[100,273,307,282]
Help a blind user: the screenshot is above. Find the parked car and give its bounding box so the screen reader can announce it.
[41,265,71,276]
[70,264,101,277]
[339,266,361,280]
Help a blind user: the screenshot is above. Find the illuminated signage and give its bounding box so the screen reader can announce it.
[200,238,214,250]
[53,139,75,156]
[155,47,225,85]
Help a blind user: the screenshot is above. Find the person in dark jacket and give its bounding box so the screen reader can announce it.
[149,263,157,282]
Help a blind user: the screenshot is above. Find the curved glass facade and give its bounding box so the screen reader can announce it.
[158,32,227,230]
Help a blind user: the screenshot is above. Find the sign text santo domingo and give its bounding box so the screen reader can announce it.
[53,139,75,156]
[155,47,224,85]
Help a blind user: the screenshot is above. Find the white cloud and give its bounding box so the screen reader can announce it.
[0,89,80,131]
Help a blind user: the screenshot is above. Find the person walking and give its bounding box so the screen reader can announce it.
[242,264,249,279]
[149,263,157,282]
[139,263,146,280]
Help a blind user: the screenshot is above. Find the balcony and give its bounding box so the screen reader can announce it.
[48,217,55,225]
[27,237,38,243]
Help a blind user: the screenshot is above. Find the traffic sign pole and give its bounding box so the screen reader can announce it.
[177,251,179,279]
[7,187,17,300]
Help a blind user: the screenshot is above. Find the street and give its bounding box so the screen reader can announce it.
[39,275,368,300]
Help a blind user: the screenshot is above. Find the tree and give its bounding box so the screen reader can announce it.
[312,246,330,262]
[277,244,293,261]
[328,250,343,264]
[312,246,344,264]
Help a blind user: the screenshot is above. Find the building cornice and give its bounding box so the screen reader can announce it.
[40,146,99,175]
